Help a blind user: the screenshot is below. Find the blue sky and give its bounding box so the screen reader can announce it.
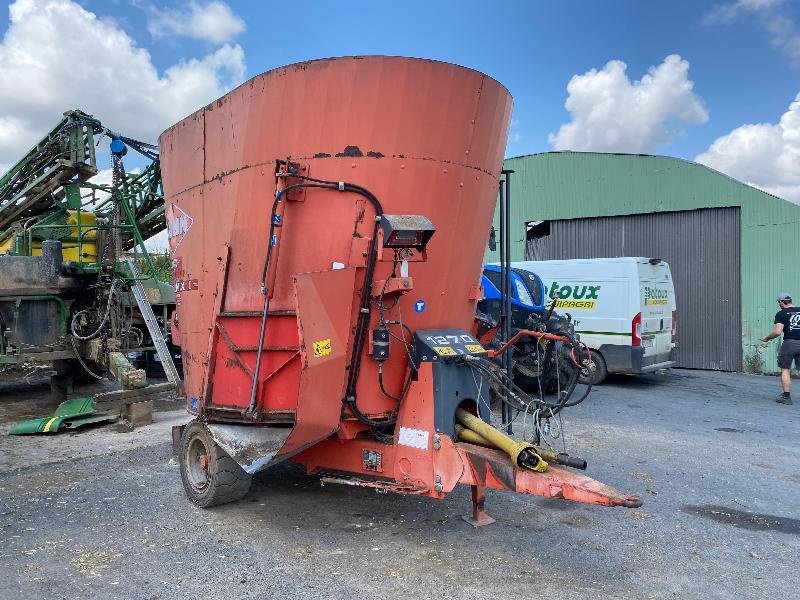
[96,0,799,159]
[1,0,798,200]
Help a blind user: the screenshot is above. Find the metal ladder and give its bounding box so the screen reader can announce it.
[123,258,181,385]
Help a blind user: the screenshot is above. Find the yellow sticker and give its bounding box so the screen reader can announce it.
[312,338,332,358]
[464,344,486,354]
[433,346,457,356]
[645,298,668,306]
[555,300,597,310]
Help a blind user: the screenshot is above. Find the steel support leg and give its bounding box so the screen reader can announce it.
[50,360,73,402]
[462,484,496,527]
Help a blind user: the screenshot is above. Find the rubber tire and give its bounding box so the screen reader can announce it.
[512,363,544,396]
[179,419,252,508]
[513,361,575,396]
[579,350,608,385]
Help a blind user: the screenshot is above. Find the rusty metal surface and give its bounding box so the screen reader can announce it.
[319,476,428,495]
[457,442,643,508]
[160,57,512,426]
[277,268,357,458]
[207,423,292,474]
[463,485,496,527]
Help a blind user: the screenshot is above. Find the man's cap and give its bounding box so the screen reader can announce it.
[778,292,792,301]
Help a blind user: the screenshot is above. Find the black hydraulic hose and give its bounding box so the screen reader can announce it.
[465,359,538,412]
[249,173,393,428]
[258,182,340,286]
[248,182,344,415]
[378,366,414,402]
[559,378,592,408]
[472,340,588,416]
[285,175,395,426]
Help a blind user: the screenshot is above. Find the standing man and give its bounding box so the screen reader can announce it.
[761,292,800,405]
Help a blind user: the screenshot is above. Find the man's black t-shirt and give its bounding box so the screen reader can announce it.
[775,307,800,341]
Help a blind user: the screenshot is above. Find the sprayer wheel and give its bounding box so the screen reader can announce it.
[579,350,608,385]
[179,419,251,508]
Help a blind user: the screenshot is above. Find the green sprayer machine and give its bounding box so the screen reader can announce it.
[0,110,179,417]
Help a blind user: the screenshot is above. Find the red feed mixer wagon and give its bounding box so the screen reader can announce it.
[160,56,641,524]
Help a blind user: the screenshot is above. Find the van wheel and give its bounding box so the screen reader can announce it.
[579,351,607,385]
[179,419,252,507]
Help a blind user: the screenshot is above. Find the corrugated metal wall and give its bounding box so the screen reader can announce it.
[526,208,742,370]
[489,152,800,373]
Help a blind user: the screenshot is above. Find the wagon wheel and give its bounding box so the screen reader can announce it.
[179,419,251,507]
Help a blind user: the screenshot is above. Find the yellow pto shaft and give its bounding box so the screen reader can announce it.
[454,409,548,472]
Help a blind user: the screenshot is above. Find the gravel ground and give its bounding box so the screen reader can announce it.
[0,369,797,599]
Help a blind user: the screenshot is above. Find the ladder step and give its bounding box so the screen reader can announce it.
[123,258,181,385]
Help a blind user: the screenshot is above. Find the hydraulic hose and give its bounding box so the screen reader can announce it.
[378,365,414,402]
[283,175,406,428]
[248,182,338,415]
[250,172,395,429]
[70,279,122,341]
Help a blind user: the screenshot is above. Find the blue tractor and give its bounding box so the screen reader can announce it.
[478,265,584,396]
[480,264,546,322]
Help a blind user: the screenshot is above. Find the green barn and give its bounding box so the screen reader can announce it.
[490,151,800,373]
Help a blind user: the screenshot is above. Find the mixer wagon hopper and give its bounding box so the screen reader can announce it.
[163,57,641,523]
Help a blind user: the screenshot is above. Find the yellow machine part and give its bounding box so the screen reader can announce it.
[29,210,99,263]
[455,409,548,472]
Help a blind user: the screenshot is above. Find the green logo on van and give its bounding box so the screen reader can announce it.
[644,286,668,306]
[545,282,601,310]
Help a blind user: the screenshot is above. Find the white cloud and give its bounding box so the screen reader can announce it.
[508,118,523,144]
[695,92,800,203]
[705,0,800,67]
[0,0,246,171]
[705,0,785,23]
[146,1,245,44]
[549,55,708,153]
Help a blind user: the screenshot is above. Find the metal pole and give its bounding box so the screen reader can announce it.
[497,180,508,430]
[501,169,515,434]
[498,177,505,332]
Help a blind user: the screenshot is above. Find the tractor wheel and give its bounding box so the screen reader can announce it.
[179,419,251,507]
[512,362,542,396]
[579,350,608,385]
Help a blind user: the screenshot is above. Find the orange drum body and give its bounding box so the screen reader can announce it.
[163,57,640,513]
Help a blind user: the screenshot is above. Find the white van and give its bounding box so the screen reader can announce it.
[512,257,677,383]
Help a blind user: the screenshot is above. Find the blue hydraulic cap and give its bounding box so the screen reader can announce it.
[110,139,128,157]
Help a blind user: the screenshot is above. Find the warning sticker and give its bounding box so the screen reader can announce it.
[464,344,486,354]
[312,338,332,358]
[433,346,457,356]
[398,427,429,450]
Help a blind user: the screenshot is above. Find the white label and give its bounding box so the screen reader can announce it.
[398,427,429,450]
[167,204,194,250]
